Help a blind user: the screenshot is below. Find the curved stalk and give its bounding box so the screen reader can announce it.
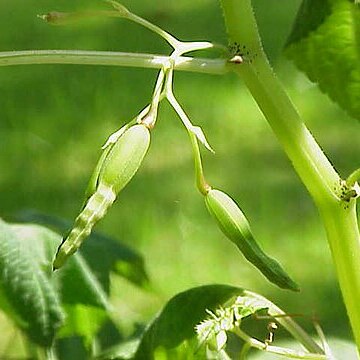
[220,0,360,353]
[0,50,227,74]
[244,291,324,354]
[233,327,327,359]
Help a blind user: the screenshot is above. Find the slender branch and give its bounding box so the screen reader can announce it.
[0,50,227,74]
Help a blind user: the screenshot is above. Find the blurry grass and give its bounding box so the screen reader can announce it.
[0,0,359,353]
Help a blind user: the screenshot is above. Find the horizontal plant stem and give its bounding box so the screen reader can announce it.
[0,50,228,74]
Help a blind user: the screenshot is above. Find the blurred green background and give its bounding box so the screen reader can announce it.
[0,0,359,356]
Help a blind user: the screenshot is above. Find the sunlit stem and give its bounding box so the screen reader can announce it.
[232,327,327,360]
[347,168,360,187]
[0,50,228,74]
[188,132,211,195]
[40,1,218,56]
[108,1,215,55]
[174,41,215,56]
[40,4,217,56]
[164,63,214,153]
[165,66,197,130]
[38,10,121,25]
[140,67,167,128]
[107,0,180,48]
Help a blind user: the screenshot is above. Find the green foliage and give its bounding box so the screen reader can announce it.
[0,216,149,354]
[0,0,359,358]
[286,0,360,120]
[134,285,242,359]
[0,219,64,347]
[19,210,149,291]
[195,294,268,353]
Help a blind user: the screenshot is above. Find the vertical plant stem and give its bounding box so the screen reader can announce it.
[220,0,360,353]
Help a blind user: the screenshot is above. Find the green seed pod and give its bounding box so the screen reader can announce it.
[84,143,113,200]
[98,124,150,193]
[53,123,151,270]
[205,189,299,291]
[53,183,116,270]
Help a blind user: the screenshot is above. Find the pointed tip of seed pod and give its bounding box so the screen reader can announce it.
[52,245,67,271]
[52,258,62,271]
[289,283,300,292]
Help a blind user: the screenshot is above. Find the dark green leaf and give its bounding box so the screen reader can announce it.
[55,336,89,360]
[57,253,109,309]
[18,210,149,292]
[0,219,64,347]
[285,0,360,120]
[134,284,243,359]
[286,0,332,46]
[3,217,116,347]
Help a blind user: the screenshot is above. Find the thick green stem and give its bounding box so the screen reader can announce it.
[0,50,227,74]
[220,0,360,353]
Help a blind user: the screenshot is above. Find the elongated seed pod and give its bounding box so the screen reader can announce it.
[98,124,150,193]
[53,183,116,269]
[53,124,150,270]
[205,189,299,291]
[84,143,113,200]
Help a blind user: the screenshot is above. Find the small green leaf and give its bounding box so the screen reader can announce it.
[0,219,64,347]
[134,285,243,359]
[286,0,360,120]
[12,215,118,347]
